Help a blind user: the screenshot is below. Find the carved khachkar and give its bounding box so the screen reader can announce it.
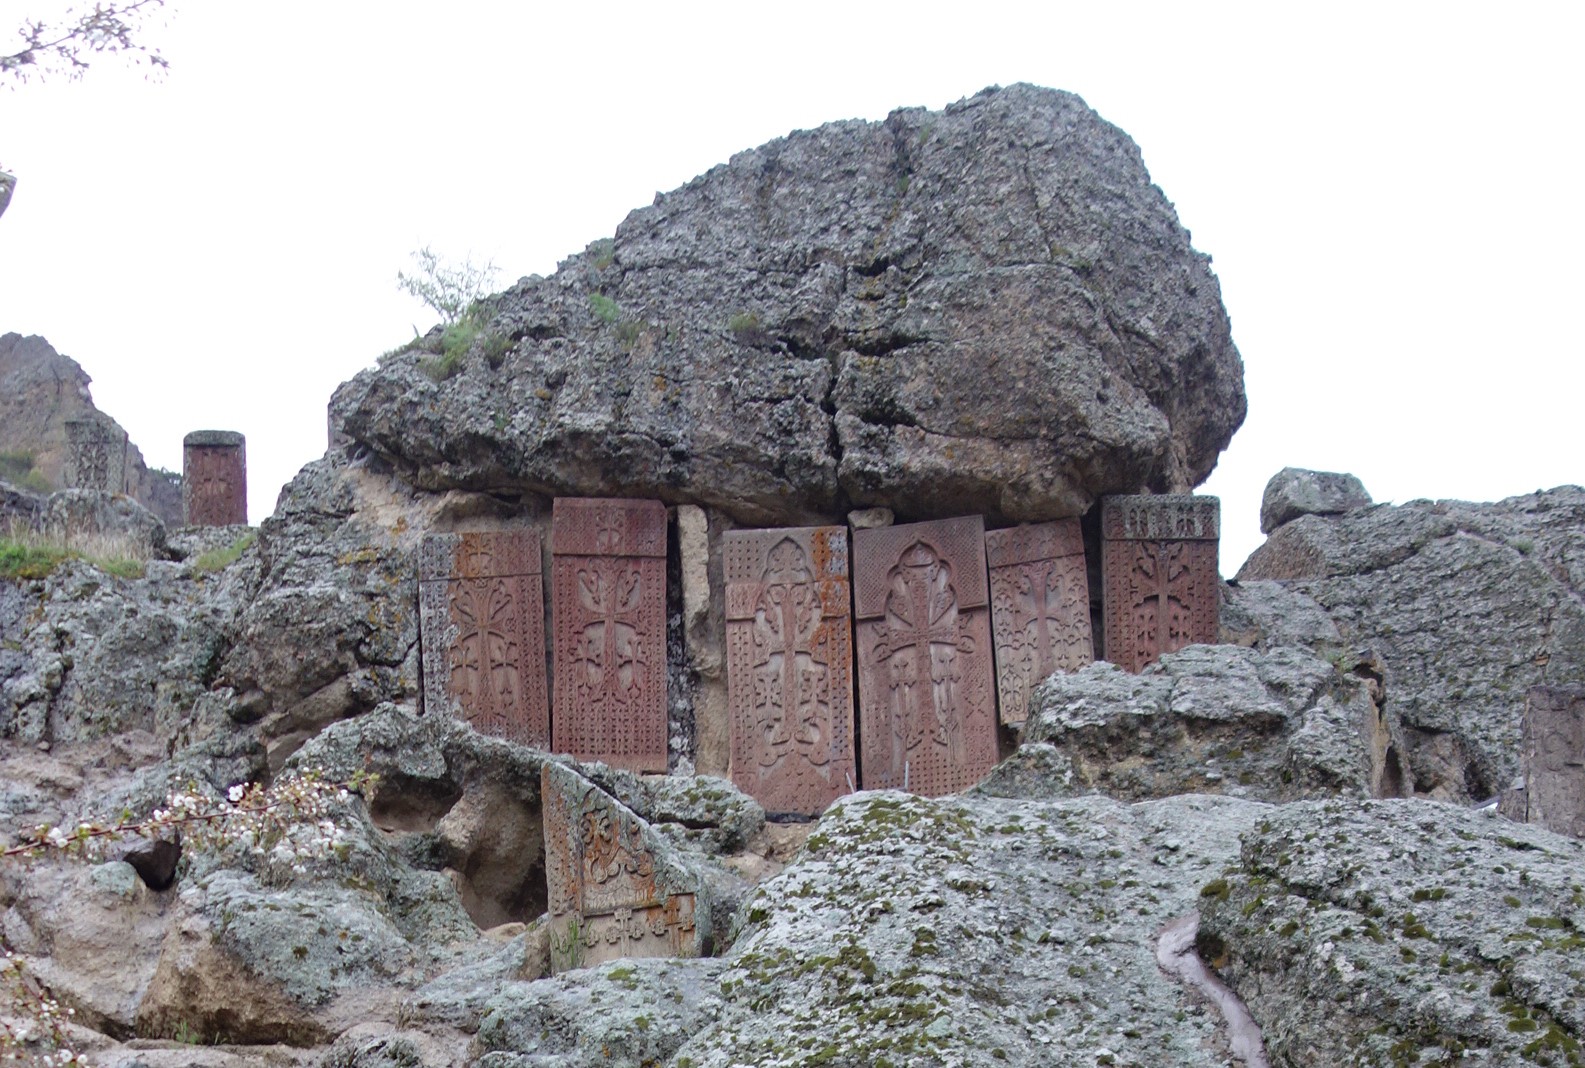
[182,430,247,526]
[541,761,704,973]
[550,498,668,772]
[724,526,857,817]
[64,416,127,493]
[853,516,997,797]
[1508,686,1585,839]
[985,519,1094,726]
[418,530,550,747]
[1101,495,1220,673]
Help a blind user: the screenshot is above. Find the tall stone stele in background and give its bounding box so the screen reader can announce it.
[1101,495,1220,672]
[182,430,247,526]
[542,762,705,974]
[551,498,669,772]
[985,519,1094,726]
[853,516,998,797]
[725,525,857,817]
[1500,685,1585,839]
[64,414,128,493]
[418,530,550,747]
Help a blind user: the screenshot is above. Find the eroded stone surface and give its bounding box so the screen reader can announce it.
[853,517,996,796]
[330,85,1245,526]
[550,498,668,772]
[985,519,1093,726]
[418,529,549,748]
[1101,494,1220,672]
[1258,466,1371,534]
[65,415,127,493]
[540,761,704,974]
[183,431,248,527]
[1515,685,1585,838]
[725,526,856,817]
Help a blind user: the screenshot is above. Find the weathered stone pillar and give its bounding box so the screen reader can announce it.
[182,431,247,526]
[1100,495,1220,671]
[65,415,127,493]
[1503,685,1585,839]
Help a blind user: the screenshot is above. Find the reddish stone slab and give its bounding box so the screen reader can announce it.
[853,516,997,797]
[1517,685,1585,839]
[419,529,550,747]
[985,520,1094,726]
[550,498,669,772]
[1101,495,1220,673]
[542,762,702,973]
[725,526,856,816]
[182,430,247,526]
[65,416,127,493]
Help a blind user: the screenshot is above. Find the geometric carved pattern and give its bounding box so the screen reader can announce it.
[182,430,247,526]
[1101,495,1220,673]
[418,529,549,747]
[64,416,127,493]
[542,762,702,973]
[550,498,669,772]
[1518,685,1585,840]
[853,516,997,797]
[985,519,1094,726]
[725,525,856,817]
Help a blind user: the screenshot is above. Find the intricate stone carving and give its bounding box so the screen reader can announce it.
[1515,686,1585,839]
[64,416,126,493]
[541,762,703,973]
[418,530,549,747]
[853,516,997,797]
[182,430,247,527]
[1101,495,1220,672]
[985,520,1094,726]
[725,526,856,816]
[551,498,668,772]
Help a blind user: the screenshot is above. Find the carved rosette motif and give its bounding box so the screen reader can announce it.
[417,530,549,747]
[985,520,1094,726]
[182,436,247,527]
[541,763,701,974]
[1520,685,1585,839]
[1101,496,1220,673]
[854,517,996,797]
[65,417,126,493]
[550,498,668,772]
[725,526,856,817]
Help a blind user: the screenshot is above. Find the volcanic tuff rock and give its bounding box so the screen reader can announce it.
[1258,466,1372,534]
[1236,486,1585,803]
[0,333,182,523]
[332,84,1245,525]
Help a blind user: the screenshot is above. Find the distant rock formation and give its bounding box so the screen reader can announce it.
[333,84,1246,525]
[0,332,181,524]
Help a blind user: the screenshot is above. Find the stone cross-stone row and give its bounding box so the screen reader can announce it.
[418,494,1220,818]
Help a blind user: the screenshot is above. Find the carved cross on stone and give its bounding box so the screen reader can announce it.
[985,519,1094,727]
[1506,685,1585,840]
[418,529,549,747]
[854,516,997,797]
[182,430,247,526]
[65,416,127,493]
[725,525,857,817]
[551,498,668,772]
[1101,495,1220,672]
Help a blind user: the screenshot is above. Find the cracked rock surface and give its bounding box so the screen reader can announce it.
[331,84,1245,525]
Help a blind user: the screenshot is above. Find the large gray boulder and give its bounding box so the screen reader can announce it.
[332,84,1245,525]
[1236,486,1585,803]
[1258,466,1372,533]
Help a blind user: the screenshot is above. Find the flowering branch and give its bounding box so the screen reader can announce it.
[1,768,378,1065]
[2,0,169,84]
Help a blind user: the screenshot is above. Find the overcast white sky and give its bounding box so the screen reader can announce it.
[2,1,1581,572]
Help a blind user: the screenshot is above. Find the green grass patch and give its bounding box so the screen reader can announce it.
[192,532,256,574]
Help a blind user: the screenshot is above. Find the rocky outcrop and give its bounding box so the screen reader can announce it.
[1235,486,1585,803]
[1258,466,1372,534]
[332,84,1244,526]
[0,333,182,524]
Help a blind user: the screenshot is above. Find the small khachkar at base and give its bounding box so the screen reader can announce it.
[1101,495,1220,672]
[542,761,704,973]
[419,529,549,747]
[853,516,997,797]
[550,498,669,772]
[725,525,857,817]
[985,519,1094,726]
[65,415,128,494]
[182,430,247,526]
